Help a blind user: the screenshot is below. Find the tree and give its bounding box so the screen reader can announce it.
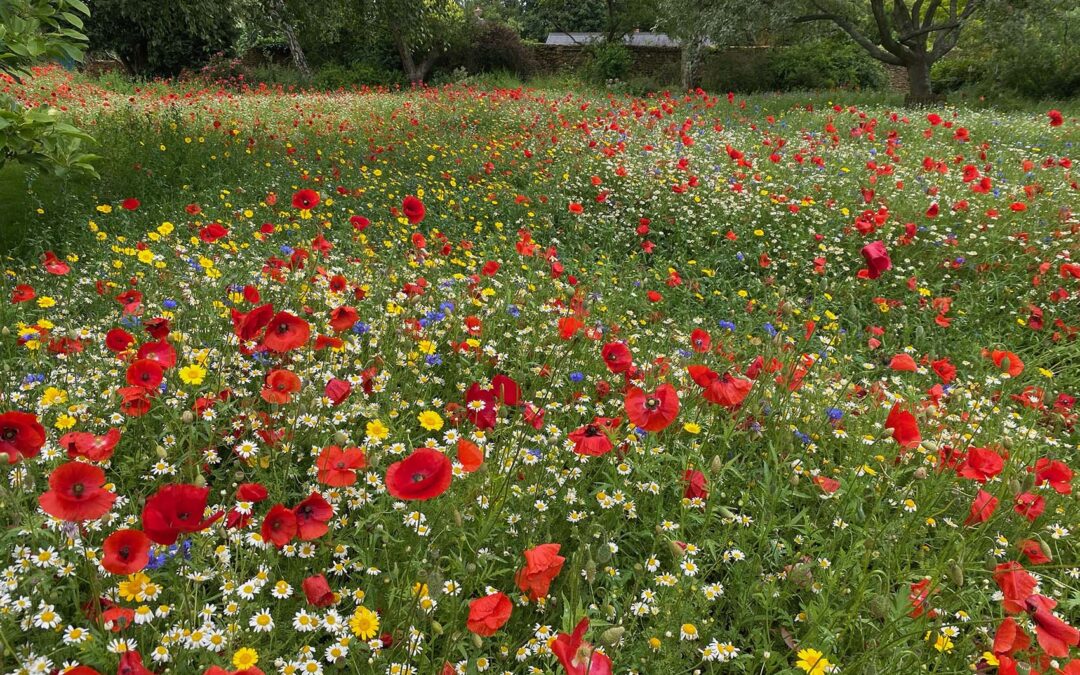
[0,0,98,177]
[361,0,470,83]
[267,0,309,78]
[85,0,240,76]
[793,0,983,102]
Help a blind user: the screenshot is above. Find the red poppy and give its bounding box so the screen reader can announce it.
[993,616,1031,656]
[325,378,352,406]
[350,215,370,231]
[262,311,310,352]
[930,358,956,384]
[199,223,228,243]
[558,316,583,340]
[261,369,301,404]
[385,448,453,501]
[985,349,1024,377]
[117,386,153,417]
[302,574,335,607]
[137,339,176,367]
[457,439,484,472]
[703,372,752,409]
[142,484,221,545]
[121,198,140,210]
[1019,539,1051,565]
[101,604,132,630]
[42,251,70,275]
[884,403,921,449]
[38,462,116,521]
[124,359,163,391]
[464,383,498,430]
[889,353,917,371]
[293,492,333,540]
[994,561,1037,614]
[689,328,711,352]
[491,374,521,406]
[402,195,426,224]
[261,503,298,547]
[1033,458,1072,494]
[292,189,320,210]
[102,529,151,575]
[1026,594,1080,657]
[860,241,891,279]
[569,418,616,456]
[964,489,998,526]
[624,384,679,432]
[1048,109,1064,127]
[813,475,840,494]
[105,328,135,353]
[601,342,633,374]
[683,469,707,499]
[329,305,359,332]
[515,543,565,600]
[467,592,512,637]
[232,303,275,341]
[552,618,613,675]
[1014,492,1045,522]
[11,284,35,303]
[117,650,152,675]
[317,446,366,486]
[60,428,121,462]
[0,410,46,464]
[955,447,1004,483]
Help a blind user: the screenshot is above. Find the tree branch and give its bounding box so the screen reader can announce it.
[871,0,913,59]
[791,12,904,65]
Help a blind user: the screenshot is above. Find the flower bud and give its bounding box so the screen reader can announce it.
[471,632,483,649]
[333,431,348,445]
[181,411,194,424]
[194,474,206,488]
[947,562,964,587]
[913,467,927,480]
[156,445,167,458]
[600,626,625,647]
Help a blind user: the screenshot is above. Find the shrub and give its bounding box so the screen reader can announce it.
[584,41,632,83]
[462,22,536,78]
[768,40,887,91]
[311,63,406,90]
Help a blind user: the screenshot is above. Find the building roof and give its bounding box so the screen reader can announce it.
[544,32,683,48]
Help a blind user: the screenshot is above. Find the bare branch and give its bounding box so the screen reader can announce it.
[871,0,913,58]
[791,10,904,65]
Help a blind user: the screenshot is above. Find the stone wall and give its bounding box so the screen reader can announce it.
[528,43,909,93]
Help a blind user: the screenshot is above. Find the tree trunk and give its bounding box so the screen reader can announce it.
[904,56,936,104]
[271,0,310,80]
[681,37,705,91]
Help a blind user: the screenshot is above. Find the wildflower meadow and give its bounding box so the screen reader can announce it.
[1,68,1078,675]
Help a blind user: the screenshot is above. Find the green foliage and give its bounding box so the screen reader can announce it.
[584,40,632,83]
[85,0,240,76]
[769,39,886,91]
[0,0,96,177]
[457,21,535,78]
[311,62,406,90]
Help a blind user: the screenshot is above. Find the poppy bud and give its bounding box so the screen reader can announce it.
[1021,471,1035,493]
[922,441,938,452]
[471,632,483,649]
[915,325,925,340]
[466,563,477,573]
[595,543,611,563]
[789,474,800,486]
[155,445,167,458]
[0,327,8,336]
[432,620,444,635]
[333,431,348,445]
[584,560,596,582]
[710,455,724,473]
[947,562,964,587]
[0,452,8,464]
[1002,436,1014,449]
[667,540,685,559]
[600,626,625,647]
[194,475,206,488]
[181,411,194,424]
[1037,537,1053,561]
[716,506,735,519]
[453,509,463,528]
[1010,478,1023,496]
[913,467,927,480]
[868,595,890,620]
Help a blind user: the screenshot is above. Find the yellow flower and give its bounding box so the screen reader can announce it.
[118,573,151,602]
[137,249,155,264]
[55,414,76,430]
[40,387,67,407]
[933,634,954,652]
[682,422,701,434]
[232,647,258,670]
[96,204,113,214]
[349,606,379,640]
[37,296,56,308]
[366,419,389,441]
[418,411,443,432]
[795,648,833,675]
[179,364,207,385]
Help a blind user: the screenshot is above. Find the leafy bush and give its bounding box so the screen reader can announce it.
[460,21,535,78]
[584,41,632,83]
[311,62,406,90]
[768,40,887,91]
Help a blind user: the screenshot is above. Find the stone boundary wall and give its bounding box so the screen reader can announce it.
[528,43,908,92]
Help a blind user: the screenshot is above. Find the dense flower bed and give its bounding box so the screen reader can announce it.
[1,71,1078,675]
